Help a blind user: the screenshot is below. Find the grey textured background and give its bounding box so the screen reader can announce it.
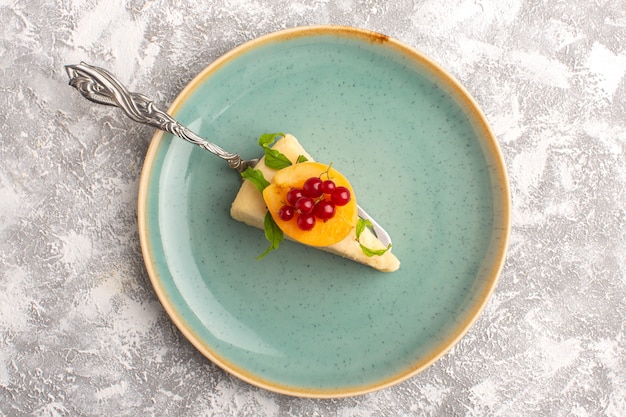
[1,1,624,416]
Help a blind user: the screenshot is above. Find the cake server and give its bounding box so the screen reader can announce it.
[65,62,391,247]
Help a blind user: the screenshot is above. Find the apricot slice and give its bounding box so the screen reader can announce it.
[262,162,358,246]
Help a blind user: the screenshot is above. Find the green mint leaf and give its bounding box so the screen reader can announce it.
[359,243,392,257]
[356,217,391,256]
[263,147,293,170]
[258,132,284,148]
[257,211,284,259]
[240,167,270,193]
[296,155,308,163]
[257,132,292,170]
[356,218,373,239]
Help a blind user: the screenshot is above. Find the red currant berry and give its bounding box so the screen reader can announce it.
[294,197,315,214]
[286,188,304,206]
[302,177,323,198]
[297,213,316,231]
[331,186,351,206]
[313,200,336,220]
[321,179,336,194]
[278,205,295,221]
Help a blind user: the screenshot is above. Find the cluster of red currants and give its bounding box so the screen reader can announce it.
[278,176,351,231]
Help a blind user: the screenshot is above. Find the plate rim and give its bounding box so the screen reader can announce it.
[137,25,511,398]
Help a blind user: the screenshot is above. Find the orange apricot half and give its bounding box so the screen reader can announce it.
[262,162,358,246]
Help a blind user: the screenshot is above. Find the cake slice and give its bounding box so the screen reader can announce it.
[230,134,400,272]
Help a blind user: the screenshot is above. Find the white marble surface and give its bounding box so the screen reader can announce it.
[1,1,625,416]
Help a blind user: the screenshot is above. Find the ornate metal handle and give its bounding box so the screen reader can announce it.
[65,62,252,172]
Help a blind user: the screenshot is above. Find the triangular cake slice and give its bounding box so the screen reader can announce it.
[230,134,400,272]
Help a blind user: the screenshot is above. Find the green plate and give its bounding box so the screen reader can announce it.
[138,26,510,398]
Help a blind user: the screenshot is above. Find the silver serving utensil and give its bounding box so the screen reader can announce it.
[65,62,391,247]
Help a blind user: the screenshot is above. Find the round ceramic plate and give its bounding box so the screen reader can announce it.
[138,26,510,398]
